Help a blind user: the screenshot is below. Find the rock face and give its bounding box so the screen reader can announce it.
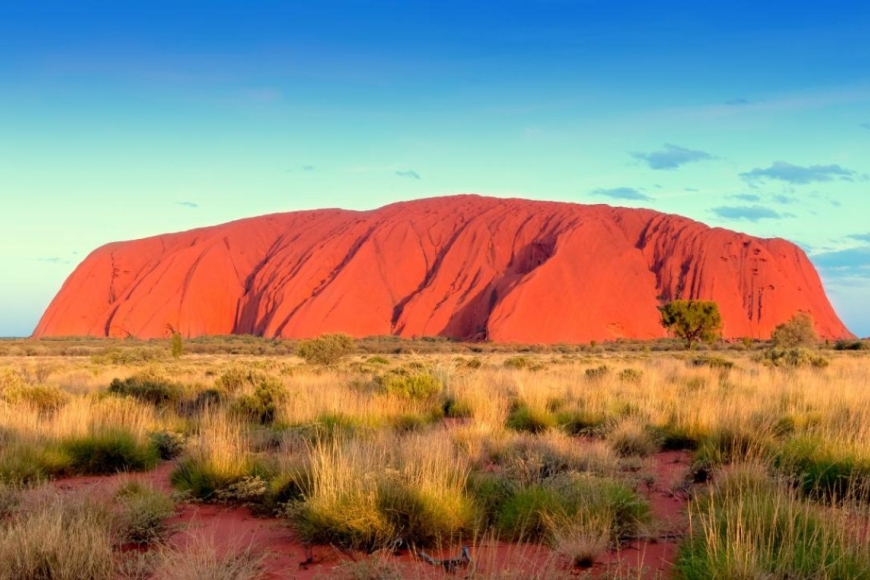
[34,195,852,342]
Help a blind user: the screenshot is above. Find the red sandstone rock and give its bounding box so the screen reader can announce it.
[33,195,852,342]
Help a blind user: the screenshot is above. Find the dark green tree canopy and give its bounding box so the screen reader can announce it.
[659,300,723,349]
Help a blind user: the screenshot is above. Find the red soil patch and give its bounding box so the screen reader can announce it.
[43,450,693,579]
[591,450,692,579]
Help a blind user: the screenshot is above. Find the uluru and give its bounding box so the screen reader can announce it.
[33,195,851,343]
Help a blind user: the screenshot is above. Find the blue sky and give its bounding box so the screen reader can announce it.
[1,0,869,337]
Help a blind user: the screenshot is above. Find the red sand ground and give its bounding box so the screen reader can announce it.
[34,195,851,343]
[48,449,694,579]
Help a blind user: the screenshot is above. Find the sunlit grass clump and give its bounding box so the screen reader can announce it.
[289,433,474,550]
[677,465,870,579]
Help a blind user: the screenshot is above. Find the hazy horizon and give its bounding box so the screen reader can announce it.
[2,1,868,337]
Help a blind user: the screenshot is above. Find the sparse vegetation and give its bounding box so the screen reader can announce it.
[1,336,870,578]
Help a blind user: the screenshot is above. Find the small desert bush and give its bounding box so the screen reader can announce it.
[0,491,115,580]
[1,383,69,413]
[694,425,773,468]
[677,465,870,578]
[150,430,186,460]
[654,421,702,451]
[62,428,160,475]
[481,433,619,486]
[230,377,287,424]
[0,441,73,483]
[555,409,607,436]
[506,403,555,434]
[289,434,473,550]
[771,312,818,348]
[108,370,185,407]
[114,481,176,544]
[774,436,870,502]
[689,355,734,370]
[617,368,643,383]
[377,371,441,400]
[544,511,611,567]
[495,474,649,543]
[214,367,267,394]
[297,334,355,365]
[171,416,258,500]
[441,395,474,418]
[606,418,659,457]
[151,534,264,580]
[504,356,531,370]
[758,347,830,368]
[584,365,610,380]
[834,339,869,351]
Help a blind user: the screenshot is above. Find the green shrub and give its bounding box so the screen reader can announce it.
[149,431,186,460]
[485,434,616,486]
[442,396,473,419]
[464,357,483,369]
[466,472,515,528]
[214,368,265,394]
[114,482,176,544]
[555,410,607,436]
[378,372,441,400]
[291,475,474,551]
[230,377,286,424]
[495,485,562,541]
[170,332,184,360]
[297,334,355,365]
[654,423,701,451]
[170,459,226,500]
[677,469,870,579]
[309,413,362,442]
[759,347,829,368]
[607,420,658,457]
[834,339,869,351]
[771,312,818,348]
[495,475,649,543]
[375,476,475,547]
[774,437,870,502]
[585,365,610,380]
[506,404,555,434]
[108,371,184,406]
[62,430,160,475]
[504,356,530,370]
[1,384,69,412]
[694,426,771,467]
[689,355,734,370]
[0,443,73,483]
[366,356,390,365]
[617,368,643,383]
[389,413,436,433]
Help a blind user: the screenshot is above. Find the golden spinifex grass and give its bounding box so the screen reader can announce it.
[2,344,870,575]
[291,431,475,550]
[678,464,870,578]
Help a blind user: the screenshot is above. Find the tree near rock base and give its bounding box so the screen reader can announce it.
[659,300,723,349]
[770,312,817,348]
